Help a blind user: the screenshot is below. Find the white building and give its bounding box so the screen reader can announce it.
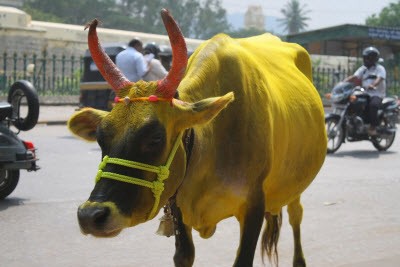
[0,6,203,57]
[244,5,265,30]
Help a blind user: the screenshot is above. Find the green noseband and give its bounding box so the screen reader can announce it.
[95,132,184,219]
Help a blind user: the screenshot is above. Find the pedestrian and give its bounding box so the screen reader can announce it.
[115,38,148,82]
[143,43,168,81]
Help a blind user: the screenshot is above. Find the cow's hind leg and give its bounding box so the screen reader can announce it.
[233,193,265,267]
[171,202,195,267]
[287,197,306,267]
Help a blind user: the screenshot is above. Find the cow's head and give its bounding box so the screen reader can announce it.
[69,9,234,237]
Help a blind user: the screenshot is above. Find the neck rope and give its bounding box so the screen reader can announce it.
[95,131,184,220]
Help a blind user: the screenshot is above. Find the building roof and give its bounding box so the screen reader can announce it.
[287,24,400,43]
[286,24,400,56]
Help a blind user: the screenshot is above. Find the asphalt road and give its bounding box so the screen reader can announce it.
[0,124,399,267]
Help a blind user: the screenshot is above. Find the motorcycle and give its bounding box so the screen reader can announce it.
[0,80,40,199]
[325,81,399,153]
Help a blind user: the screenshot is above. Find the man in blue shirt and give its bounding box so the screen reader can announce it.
[116,39,148,82]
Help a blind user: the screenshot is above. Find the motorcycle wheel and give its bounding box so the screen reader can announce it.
[7,80,40,131]
[0,169,20,199]
[372,120,396,151]
[325,117,345,154]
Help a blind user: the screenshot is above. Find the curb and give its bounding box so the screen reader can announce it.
[38,120,68,125]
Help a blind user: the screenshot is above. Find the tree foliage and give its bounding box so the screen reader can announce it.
[191,0,230,39]
[279,0,310,34]
[227,27,267,38]
[366,1,400,27]
[22,0,231,39]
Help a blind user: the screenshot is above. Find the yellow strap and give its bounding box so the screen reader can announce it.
[95,131,184,219]
[106,157,162,175]
[99,171,163,217]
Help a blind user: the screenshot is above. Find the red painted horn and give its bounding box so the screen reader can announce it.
[85,19,131,92]
[156,9,188,98]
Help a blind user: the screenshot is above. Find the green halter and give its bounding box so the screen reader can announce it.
[95,132,184,219]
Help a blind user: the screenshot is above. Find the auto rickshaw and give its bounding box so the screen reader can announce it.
[79,44,126,110]
[79,43,176,111]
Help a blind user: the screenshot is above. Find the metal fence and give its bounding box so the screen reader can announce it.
[0,52,83,96]
[1,51,399,97]
[313,67,400,97]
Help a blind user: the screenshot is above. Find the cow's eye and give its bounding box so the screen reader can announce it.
[149,135,163,146]
[141,132,165,153]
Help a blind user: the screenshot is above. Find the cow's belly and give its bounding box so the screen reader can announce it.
[263,141,326,214]
[263,175,315,215]
[262,102,326,214]
[178,179,247,238]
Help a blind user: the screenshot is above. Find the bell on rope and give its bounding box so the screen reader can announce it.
[156,205,175,237]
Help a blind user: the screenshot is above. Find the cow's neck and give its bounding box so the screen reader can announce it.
[161,127,194,235]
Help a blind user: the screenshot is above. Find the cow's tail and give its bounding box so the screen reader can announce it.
[261,210,282,266]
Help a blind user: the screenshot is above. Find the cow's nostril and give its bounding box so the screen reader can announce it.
[93,207,110,226]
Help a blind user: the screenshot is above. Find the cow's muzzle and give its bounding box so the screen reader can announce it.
[77,201,127,237]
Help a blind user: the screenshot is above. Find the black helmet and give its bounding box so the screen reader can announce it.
[144,43,161,58]
[362,46,380,67]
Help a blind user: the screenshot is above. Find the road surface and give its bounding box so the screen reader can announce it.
[1,124,399,266]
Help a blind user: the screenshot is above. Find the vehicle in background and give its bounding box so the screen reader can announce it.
[0,80,40,199]
[325,81,398,153]
[79,44,181,110]
[79,43,192,111]
[79,44,126,111]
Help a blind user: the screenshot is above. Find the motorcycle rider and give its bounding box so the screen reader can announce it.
[344,46,386,136]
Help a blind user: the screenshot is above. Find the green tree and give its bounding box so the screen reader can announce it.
[116,0,202,36]
[227,27,266,38]
[23,0,230,39]
[24,0,118,25]
[118,0,229,38]
[164,0,202,37]
[191,0,231,39]
[22,6,64,23]
[366,2,400,27]
[279,0,310,34]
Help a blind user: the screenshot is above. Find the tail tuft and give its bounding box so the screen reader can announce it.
[261,211,282,266]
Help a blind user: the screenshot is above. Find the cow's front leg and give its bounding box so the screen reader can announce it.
[171,202,195,267]
[233,197,265,266]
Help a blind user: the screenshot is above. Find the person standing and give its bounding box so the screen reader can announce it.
[345,46,386,136]
[115,38,148,82]
[143,43,168,81]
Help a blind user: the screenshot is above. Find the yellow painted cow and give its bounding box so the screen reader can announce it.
[69,9,326,267]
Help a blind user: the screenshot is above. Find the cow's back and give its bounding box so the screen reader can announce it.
[178,33,326,219]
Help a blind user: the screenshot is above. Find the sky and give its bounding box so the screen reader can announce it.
[221,0,395,31]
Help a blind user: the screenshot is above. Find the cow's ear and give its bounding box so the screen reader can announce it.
[173,92,234,129]
[68,108,109,141]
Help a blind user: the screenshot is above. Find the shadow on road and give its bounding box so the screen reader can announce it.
[0,197,28,211]
[58,135,77,140]
[327,149,396,159]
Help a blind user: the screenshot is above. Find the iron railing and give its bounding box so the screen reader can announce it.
[1,51,399,98]
[312,67,400,97]
[0,52,83,96]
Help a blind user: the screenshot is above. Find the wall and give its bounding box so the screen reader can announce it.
[0,6,203,58]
